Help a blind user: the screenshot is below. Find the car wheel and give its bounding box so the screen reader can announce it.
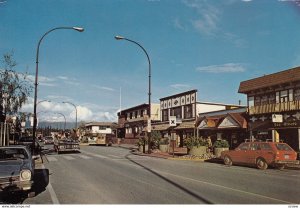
[224,155,232,166]
[256,158,268,170]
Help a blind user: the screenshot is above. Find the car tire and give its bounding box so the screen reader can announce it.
[256,158,268,170]
[224,155,232,166]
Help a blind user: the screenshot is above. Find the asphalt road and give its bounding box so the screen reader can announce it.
[3,145,299,204]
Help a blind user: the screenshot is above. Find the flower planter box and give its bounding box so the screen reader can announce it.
[159,144,169,153]
[139,145,148,153]
[214,147,229,158]
[188,146,207,156]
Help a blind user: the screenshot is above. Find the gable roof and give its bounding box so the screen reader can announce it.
[238,66,300,94]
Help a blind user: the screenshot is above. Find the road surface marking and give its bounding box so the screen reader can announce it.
[62,155,75,160]
[157,170,295,204]
[77,155,92,159]
[46,156,58,162]
[41,164,59,204]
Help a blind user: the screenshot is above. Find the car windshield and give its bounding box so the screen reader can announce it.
[275,143,293,151]
[0,148,28,160]
[19,137,33,142]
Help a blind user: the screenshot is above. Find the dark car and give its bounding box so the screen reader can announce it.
[221,141,298,170]
[16,136,43,155]
[0,146,35,192]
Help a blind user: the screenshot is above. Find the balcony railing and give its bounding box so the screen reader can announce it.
[249,100,300,115]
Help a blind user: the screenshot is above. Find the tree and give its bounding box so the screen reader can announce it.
[0,51,32,122]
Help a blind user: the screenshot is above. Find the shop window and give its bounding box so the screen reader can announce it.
[254,96,261,106]
[294,89,300,101]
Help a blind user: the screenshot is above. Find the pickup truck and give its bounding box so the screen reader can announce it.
[54,138,80,154]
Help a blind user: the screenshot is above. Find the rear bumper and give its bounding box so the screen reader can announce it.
[273,160,299,165]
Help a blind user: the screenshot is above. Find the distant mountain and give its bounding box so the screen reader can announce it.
[37,121,79,130]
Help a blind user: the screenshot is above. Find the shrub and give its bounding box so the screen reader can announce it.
[159,138,169,145]
[184,136,208,149]
[213,139,230,148]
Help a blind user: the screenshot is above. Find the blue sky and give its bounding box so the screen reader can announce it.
[1,0,300,123]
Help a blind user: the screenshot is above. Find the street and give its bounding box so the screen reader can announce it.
[2,145,299,204]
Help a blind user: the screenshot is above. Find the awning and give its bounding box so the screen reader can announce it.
[152,124,171,131]
[174,121,195,130]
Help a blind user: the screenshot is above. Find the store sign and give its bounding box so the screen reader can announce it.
[272,114,283,123]
[169,116,177,126]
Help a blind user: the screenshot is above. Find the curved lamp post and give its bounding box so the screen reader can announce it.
[56,113,66,132]
[62,101,77,130]
[32,26,84,154]
[114,35,152,154]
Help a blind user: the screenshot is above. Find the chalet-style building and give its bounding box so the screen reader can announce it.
[117,103,160,144]
[84,122,118,143]
[152,89,243,147]
[239,66,300,152]
[196,107,248,149]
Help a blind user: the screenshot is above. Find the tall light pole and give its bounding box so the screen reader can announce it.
[56,113,66,132]
[62,101,77,130]
[33,26,84,154]
[114,35,152,154]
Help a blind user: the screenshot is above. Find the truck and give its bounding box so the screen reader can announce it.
[54,137,80,154]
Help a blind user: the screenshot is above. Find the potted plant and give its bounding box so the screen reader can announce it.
[184,136,208,156]
[159,138,169,152]
[150,131,162,150]
[213,139,230,158]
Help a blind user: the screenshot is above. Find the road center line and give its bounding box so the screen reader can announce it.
[41,164,60,204]
[156,170,294,204]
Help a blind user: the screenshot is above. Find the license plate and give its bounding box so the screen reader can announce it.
[284,155,289,159]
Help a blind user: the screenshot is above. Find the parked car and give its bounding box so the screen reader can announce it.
[43,136,54,145]
[15,136,43,155]
[0,146,35,193]
[221,141,299,170]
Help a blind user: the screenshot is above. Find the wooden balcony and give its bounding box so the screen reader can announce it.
[249,100,300,115]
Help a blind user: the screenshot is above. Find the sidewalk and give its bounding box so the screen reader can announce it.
[114,143,206,161]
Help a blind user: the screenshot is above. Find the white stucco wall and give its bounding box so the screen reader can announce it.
[196,103,226,114]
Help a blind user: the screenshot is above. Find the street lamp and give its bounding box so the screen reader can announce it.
[56,113,66,132]
[62,101,77,130]
[32,26,84,155]
[114,35,152,154]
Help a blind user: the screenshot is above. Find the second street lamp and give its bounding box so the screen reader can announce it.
[62,101,77,130]
[32,26,84,155]
[115,35,152,154]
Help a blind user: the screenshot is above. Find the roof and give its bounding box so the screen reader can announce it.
[174,121,195,130]
[238,66,300,94]
[85,122,117,127]
[160,89,197,101]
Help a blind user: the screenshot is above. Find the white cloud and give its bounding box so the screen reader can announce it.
[196,63,246,73]
[92,85,115,91]
[173,18,186,31]
[183,0,220,36]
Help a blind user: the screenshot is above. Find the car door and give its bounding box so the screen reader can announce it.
[233,143,250,164]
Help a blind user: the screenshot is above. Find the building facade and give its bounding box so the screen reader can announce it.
[153,89,243,147]
[196,107,248,149]
[239,66,300,152]
[117,103,160,144]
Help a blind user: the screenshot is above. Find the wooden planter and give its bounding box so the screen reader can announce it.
[188,146,207,156]
[214,147,229,158]
[159,144,169,153]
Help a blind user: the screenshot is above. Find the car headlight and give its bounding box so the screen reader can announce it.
[20,169,32,181]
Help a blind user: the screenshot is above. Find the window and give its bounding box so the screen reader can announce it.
[260,143,272,150]
[184,105,193,119]
[248,96,254,107]
[250,143,261,150]
[276,90,293,103]
[99,126,107,130]
[162,109,168,122]
[238,143,249,150]
[171,107,182,119]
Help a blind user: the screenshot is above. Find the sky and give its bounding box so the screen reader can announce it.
[1,0,300,124]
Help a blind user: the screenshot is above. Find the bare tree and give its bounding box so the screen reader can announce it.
[0,51,32,122]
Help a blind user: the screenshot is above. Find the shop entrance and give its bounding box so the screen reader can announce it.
[277,128,299,151]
